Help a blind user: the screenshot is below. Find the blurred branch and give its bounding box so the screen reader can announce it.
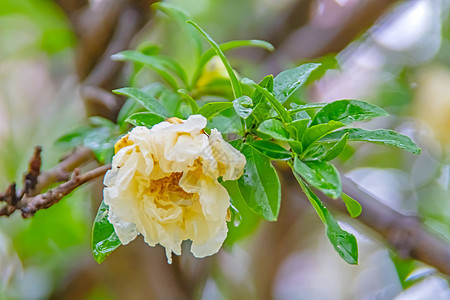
[54,0,156,119]
[322,176,450,276]
[0,147,104,218]
[264,0,400,73]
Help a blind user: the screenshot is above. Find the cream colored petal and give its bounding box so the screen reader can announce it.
[208,129,246,180]
[108,210,138,245]
[190,220,227,258]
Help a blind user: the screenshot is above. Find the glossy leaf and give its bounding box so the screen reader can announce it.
[233,96,253,119]
[247,140,291,160]
[302,120,344,149]
[289,102,326,114]
[293,157,342,199]
[112,50,189,87]
[320,128,421,155]
[92,201,121,264]
[238,145,281,221]
[188,21,242,98]
[221,180,261,246]
[341,193,362,218]
[287,118,310,140]
[242,78,292,123]
[196,102,233,119]
[246,75,274,126]
[321,132,349,161]
[258,119,291,141]
[125,112,165,128]
[273,63,321,103]
[292,171,358,265]
[113,87,168,117]
[83,127,116,164]
[311,99,389,126]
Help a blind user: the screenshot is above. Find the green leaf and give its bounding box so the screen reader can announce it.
[196,102,233,119]
[291,171,358,265]
[83,127,116,163]
[92,201,121,264]
[320,128,421,155]
[177,89,199,113]
[238,145,281,221]
[112,50,189,87]
[293,157,342,199]
[242,78,292,123]
[341,193,362,218]
[112,51,179,90]
[321,132,349,161]
[117,83,167,126]
[125,112,165,128]
[153,3,202,58]
[302,120,344,149]
[221,180,261,246]
[311,100,389,126]
[247,140,291,160]
[287,118,310,140]
[113,87,168,117]
[288,141,303,154]
[188,21,242,99]
[258,119,291,141]
[194,40,274,86]
[55,127,90,147]
[273,63,321,103]
[289,102,326,114]
[233,96,253,119]
[246,75,274,126]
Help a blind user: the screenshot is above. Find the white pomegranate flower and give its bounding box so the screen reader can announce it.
[103,115,246,263]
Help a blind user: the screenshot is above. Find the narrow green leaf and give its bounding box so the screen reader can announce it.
[288,141,303,154]
[273,63,321,103]
[247,140,291,160]
[187,21,242,98]
[238,145,281,221]
[321,132,349,161]
[113,87,168,117]
[258,119,291,141]
[125,112,165,128]
[291,171,358,265]
[246,75,274,127]
[341,193,362,218]
[311,99,389,126]
[112,52,179,90]
[302,121,344,149]
[233,96,253,119]
[112,50,189,87]
[293,157,342,199]
[196,102,233,119]
[177,89,199,113]
[320,128,421,155]
[92,201,121,263]
[242,78,292,123]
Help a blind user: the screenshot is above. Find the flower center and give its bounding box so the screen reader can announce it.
[148,172,194,207]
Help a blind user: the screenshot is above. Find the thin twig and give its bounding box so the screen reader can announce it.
[20,164,111,218]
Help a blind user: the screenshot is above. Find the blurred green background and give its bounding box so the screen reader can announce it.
[1,0,450,299]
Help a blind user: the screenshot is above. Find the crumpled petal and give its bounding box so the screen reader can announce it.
[103,114,246,263]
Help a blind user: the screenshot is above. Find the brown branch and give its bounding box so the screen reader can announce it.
[0,147,98,218]
[321,176,450,276]
[20,164,110,218]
